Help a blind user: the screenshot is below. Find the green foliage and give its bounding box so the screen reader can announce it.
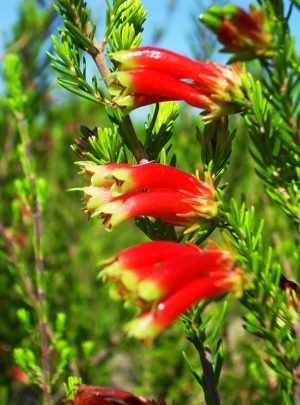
[49,0,109,106]
[71,124,127,164]
[222,200,298,399]
[5,0,55,115]
[144,102,179,162]
[105,0,147,53]
[49,31,107,105]
[63,376,82,400]
[54,0,97,52]
[242,73,300,225]
[196,116,235,186]
[182,301,228,403]
[14,348,42,382]
[4,54,27,115]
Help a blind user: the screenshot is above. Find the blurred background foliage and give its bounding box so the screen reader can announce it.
[0,0,298,404]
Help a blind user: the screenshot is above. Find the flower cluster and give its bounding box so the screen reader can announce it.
[109,47,247,120]
[78,162,218,231]
[100,241,244,339]
[200,4,274,60]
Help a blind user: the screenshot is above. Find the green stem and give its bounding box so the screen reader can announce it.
[188,313,221,405]
[15,112,52,405]
[122,115,148,162]
[192,325,221,405]
[144,103,159,151]
[294,319,300,405]
[0,221,38,308]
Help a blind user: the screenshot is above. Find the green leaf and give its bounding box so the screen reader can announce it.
[182,351,203,387]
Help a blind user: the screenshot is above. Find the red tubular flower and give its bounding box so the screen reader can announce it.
[111,46,219,84]
[200,5,274,61]
[100,241,247,339]
[115,93,172,110]
[110,69,211,110]
[81,162,211,196]
[102,241,200,275]
[101,241,202,294]
[79,162,217,231]
[78,162,131,187]
[105,247,233,302]
[92,189,217,230]
[73,385,155,405]
[136,249,233,301]
[126,270,243,339]
[109,47,247,119]
[82,187,114,215]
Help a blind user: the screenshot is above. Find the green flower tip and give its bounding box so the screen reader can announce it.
[138,280,163,302]
[125,313,163,341]
[110,50,135,69]
[199,13,221,32]
[208,4,238,17]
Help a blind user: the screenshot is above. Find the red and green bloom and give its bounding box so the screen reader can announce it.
[79,162,218,231]
[200,5,274,61]
[100,241,245,339]
[109,46,247,120]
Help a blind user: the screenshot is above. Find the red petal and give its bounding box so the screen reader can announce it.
[112,46,220,81]
[127,271,241,338]
[73,385,150,405]
[138,249,233,300]
[117,241,201,269]
[113,163,213,196]
[117,70,211,109]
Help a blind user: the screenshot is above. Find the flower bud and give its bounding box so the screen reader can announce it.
[200,5,274,61]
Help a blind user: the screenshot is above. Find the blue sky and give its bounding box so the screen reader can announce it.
[1,0,299,58]
[0,0,222,55]
[1,1,298,119]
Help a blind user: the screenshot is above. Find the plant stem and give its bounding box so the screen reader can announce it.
[198,345,221,405]
[91,40,111,85]
[188,314,221,405]
[144,102,159,151]
[294,319,300,405]
[32,208,52,405]
[15,112,52,405]
[84,17,148,162]
[121,114,148,162]
[0,221,38,308]
[194,330,221,405]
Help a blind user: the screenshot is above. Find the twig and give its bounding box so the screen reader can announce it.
[186,310,221,405]
[192,325,221,405]
[187,313,221,405]
[0,221,38,308]
[83,14,148,162]
[0,33,32,62]
[294,318,300,405]
[91,332,123,366]
[0,120,16,183]
[32,208,52,405]
[15,111,52,405]
[198,344,221,405]
[144,103,160,150]
[90,40,111,85]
